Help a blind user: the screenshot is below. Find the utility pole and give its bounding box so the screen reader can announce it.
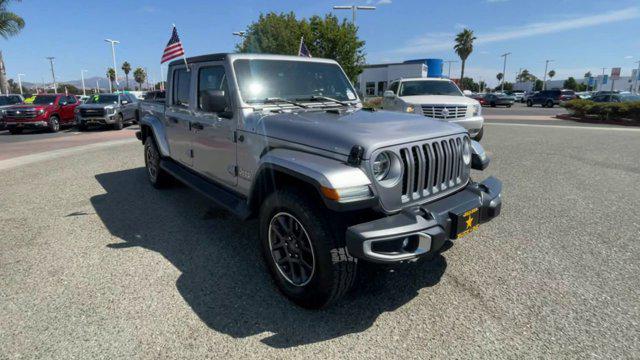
[444,60,457,78]
[542,59,554,90]
[17,73,24,94]
[332,5,376,27]
[634,60,640,94]
[81,70,88,96]
[104,39,120,91]
[46,57,57,93]
[500,52,511,92]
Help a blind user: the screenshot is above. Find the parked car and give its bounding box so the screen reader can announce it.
[74,93,139,130]
[136,53,502,308]
[0,94,24,130]
[591,93,640,103]
[527,89,562,107]
[560,90,578,101]
[576,91,593,100]
[522,91,538,103]
[3,94,79,134]
[381,78,484,140]
[505,91,524,102]
[468,93,487,106]
[482,93,515,107]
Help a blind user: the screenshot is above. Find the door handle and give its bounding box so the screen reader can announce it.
[191,122,204,130]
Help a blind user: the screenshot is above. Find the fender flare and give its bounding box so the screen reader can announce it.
[139,114,170,157]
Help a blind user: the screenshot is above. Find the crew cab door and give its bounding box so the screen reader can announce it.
[59,96,78,122]
[119,94,135,120]
[190,63,237,187]
[165,66,194,166]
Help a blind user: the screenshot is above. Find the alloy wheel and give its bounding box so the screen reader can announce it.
[268,212,316,287]
[145,144,158,181]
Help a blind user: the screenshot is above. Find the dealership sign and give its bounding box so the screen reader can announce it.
[610,67,621,80]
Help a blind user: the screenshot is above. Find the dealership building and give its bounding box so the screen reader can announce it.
[356,58,445,99]
[514,70,639,93]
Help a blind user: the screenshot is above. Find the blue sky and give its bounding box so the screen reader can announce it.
[4,0,639,86]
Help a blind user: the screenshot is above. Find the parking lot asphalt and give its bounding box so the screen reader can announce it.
[482,102,568,117]
[1,121,639,358]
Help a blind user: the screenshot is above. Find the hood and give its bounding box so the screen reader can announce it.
[400,95,478,106]
[248,108,465,159]
[78,103,116,110]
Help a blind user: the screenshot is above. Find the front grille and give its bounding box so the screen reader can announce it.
[5,109,37,118]
[80,108,105,117]
[421,105,468,119]
[398,134,469,204]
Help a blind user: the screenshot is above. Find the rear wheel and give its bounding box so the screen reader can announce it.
[48,116,60,133]
[260,189,357,309]
[546,100,554,108]
[144,136,172,188]
[526,100,533,107]
[490,102,496,107]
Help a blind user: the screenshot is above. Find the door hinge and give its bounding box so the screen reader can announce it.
[189,149,194,158]
[227,165,238,177]
[232,131,238,143]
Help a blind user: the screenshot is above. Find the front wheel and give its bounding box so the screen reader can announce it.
[144,136,172,188]
[473,127,484,141]
[490,102,496,107]
[48,116,60,133]
[260,189,357,309]
[546,100,554,108]
[9,128,23,135]
[526,100,533,107]
[112,114,124,130]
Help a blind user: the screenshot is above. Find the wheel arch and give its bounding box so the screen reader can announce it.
[139,114,170,157]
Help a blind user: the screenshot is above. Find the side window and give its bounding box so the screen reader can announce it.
[197,66,227,111]
[172,68,191,107]
[388,82,399,94]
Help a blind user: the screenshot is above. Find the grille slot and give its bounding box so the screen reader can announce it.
[5,109,37,118]
[421,105,468,119]
[397,134,469,204]
[80,108,105,117]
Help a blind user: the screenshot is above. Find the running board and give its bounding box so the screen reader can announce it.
[160,159,251,219]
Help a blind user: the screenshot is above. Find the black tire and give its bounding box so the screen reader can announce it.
[506,104,512,108]
[526,100,533,107]
[546,100,554,108]
[490,102,496,107]
[48,116,60,133]
[112,114,124,130]
[77,123,87,131]
[473,127,484,141]
[144,136,172,188]
[259,189,357,309]
[9,128,22,135]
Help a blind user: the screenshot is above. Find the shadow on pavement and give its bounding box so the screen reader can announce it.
[91,168,447,348]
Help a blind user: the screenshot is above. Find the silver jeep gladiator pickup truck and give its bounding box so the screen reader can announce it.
[136,53,502,308]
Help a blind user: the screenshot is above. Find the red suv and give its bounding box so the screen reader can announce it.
[3,94,79,134]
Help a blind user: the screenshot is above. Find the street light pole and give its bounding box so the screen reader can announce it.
[104,39,120,91]
[17,73,24,95]
[634,60,640,94]
[599,67,607,92]
[542,59,554,90]
[46,57,57,93]
[444,60,457,78]
[332,5,376,27]
[80,70,88,96]
[500,52,511,92]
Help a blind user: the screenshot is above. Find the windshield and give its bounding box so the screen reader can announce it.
[33,95,58,105]
[399,80,462,96]
[0,97,12,106]
[233,59,357,104]
[86,95,119,104]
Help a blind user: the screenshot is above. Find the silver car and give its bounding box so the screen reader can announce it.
[74,93,138,130]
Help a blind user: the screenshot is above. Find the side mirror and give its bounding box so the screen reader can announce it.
[383,90,395,98]
[470,140,490,170]
[201,90,229,114]
[121,100,129,105]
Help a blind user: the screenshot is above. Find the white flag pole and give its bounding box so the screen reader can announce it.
[173,24,189,72]
[298,36,304,56]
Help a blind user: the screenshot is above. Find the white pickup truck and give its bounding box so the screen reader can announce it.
[381,78,484,140]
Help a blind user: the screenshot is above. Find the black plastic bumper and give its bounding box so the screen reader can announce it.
[346,176,502,263]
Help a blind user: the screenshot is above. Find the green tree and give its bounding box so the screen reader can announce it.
[0,0,25,94]
[133,67,147,90]
[106,68,116,91]
[496,73,503,83]
[236,12,365,82]
[534,79,544,91]
[584,71,592,78]
[517,69,536,83]
[460,77,479,92]
[121,61,131,90]
[563,77,578,90]
[478,80,487,92]
[453,28,476,89]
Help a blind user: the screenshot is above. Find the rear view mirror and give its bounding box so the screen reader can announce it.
[201,90,228,114]
[383,90,395,98]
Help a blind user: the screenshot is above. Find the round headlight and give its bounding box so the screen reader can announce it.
[373,152,391,181]
[462,138,471,165]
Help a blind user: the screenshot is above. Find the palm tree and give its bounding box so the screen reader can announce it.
[453,28,476,89]
[133,67,146,91]
[496,73,503,83]
[121,62,131,90]
[106,68,116,92]
[548,70,556,80]
[0,0,25,94]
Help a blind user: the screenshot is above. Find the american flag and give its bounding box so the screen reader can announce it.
[161,26,185,64]
[298,37,312,58]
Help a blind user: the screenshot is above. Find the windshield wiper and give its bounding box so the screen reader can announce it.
[249,97,308,108]
[296,95,351,106]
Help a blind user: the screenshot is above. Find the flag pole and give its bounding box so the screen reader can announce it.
[173,23,189,72]
[298,36,303,56]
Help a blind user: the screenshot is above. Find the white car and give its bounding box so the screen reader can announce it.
[381,78,484,140]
